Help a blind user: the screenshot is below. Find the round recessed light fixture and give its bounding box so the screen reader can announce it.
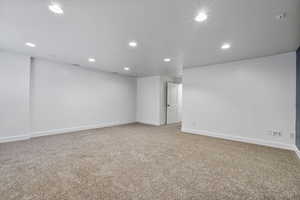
[124,67,130,71]
[128,41,138,48]
[164,58,171,62]
[194,11,208,22]
[25,42,36,47]
[88,58,96,63]
[48,2,64,15]
[221,43,231,50]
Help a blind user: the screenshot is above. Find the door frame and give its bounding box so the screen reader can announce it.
[166,82,180,124]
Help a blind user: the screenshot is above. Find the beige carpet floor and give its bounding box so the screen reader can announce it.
[0,123,300,200]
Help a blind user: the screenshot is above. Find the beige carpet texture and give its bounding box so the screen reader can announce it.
[0,123,300,200]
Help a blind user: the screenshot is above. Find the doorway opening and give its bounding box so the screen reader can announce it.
[166,82,182,125]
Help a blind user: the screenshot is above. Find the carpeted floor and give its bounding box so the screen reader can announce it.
[0,123,300,200]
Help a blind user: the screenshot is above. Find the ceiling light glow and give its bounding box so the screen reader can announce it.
[88,58,96,63]
[194,12,208,22]
[124,67,130,71]
[49,3,64,15]
[164,58,171,62]
[25,42,36,47]
[221,43,231,50]
[128,41,138,48]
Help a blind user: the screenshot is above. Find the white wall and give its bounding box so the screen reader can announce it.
[0,52,31,141]
[136,76,161,125]
[136,76,182,125]
[31,59,137,135]
[0,51,137,142]
[182,52,296,149]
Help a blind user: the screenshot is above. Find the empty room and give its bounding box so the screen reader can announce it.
[0,0,300,199]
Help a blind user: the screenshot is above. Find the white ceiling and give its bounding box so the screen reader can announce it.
[0,0,299,77]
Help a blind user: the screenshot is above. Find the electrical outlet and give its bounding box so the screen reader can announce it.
[271,131,281,137]
[268,130,282,137]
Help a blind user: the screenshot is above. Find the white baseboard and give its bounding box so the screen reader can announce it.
[0,121,135,144]
[0,135,31,144]
[2,124,299,161]
[31,121,135,138]
[182,128,295,151]
[137,121,161,126]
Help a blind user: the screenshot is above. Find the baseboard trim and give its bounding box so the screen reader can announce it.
[0,135,31,144]
[136,121,161,126]
[0,121,135,144]
[2,124,298,160]
[31,121,135,138]
[182,128,295,151]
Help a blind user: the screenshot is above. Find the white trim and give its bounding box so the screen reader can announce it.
[0,135,31,143]
[295,148,300,160]
[0,121,135,144]
[182,128,295,151]
[31,121,135,138]
[136,121,161,126]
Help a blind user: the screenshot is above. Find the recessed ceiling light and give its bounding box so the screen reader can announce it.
[25,42,36,47]
[128,41,138,48]
[124,67,130,71]
[88,58,96,63]
[48,2,64,15]
[164,58,171,62]
[221,43,231,50]
[194,12,208,22]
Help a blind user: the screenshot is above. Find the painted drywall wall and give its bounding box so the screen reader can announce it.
[136,76,161,125]
[136,75,181,125]
[0,51,137,141]
[182,52,296,149]
[31,59,137,135]
[296,47,300,150]
[0,52,31,141]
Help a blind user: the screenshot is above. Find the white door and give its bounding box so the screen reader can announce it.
[167,82,180,124]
